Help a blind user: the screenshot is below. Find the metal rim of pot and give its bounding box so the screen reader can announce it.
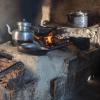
[68,11,88,16]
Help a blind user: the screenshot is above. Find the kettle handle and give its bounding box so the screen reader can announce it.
[6,24,12,35]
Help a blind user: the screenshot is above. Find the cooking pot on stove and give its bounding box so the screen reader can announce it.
[67,11,88,28]
[6,19,34,45]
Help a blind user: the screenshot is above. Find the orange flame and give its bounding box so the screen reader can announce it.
[44,32,53,46]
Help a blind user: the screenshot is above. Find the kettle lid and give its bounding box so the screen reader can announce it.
[17,19,31,27]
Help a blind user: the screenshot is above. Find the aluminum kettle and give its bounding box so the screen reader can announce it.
[6,20,34,45]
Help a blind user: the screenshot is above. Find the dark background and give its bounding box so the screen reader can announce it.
[20,0,42,23]
[0,0,43,43]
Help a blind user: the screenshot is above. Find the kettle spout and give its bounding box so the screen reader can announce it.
[6,24,12,35]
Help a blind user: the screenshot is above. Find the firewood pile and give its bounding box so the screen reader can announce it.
[0,58,24,90]
[0,51,37,91]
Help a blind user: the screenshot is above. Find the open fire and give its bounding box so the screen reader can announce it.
[34,31,53,47]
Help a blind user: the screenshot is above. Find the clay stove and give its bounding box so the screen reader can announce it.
[0,21,100,100]
[0,31,100,100]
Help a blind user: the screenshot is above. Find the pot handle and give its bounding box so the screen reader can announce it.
[67,14,72,22]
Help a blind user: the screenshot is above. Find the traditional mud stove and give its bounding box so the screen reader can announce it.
[0,25,100,100]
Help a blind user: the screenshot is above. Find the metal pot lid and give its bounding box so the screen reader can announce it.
[69,11,87,16]
[17,19,31,27]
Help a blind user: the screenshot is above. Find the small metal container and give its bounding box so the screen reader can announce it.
[67,11,88,28]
